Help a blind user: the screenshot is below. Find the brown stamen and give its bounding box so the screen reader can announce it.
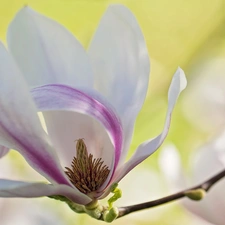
[65,139,110,194]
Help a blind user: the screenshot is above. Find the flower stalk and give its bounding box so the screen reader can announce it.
[117,168,225,218]
[49,168,225,222]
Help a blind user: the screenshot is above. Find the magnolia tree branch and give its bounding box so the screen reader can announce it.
[117,169,225,218]
[50,169,225,222]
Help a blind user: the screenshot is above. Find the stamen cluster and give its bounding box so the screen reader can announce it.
[65,139,110,194]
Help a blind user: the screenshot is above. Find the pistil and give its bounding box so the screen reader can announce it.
[65,139,110,194]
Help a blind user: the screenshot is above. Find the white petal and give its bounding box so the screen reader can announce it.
[0,42,70,185]
[88,4,150,163]
[109,68,187,187]
[0,179,91,204]
[7,7,93,89]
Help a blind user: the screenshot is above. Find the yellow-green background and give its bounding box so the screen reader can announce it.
[1,0,225,224]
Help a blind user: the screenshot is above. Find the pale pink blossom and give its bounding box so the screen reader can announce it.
[0,5,186,205]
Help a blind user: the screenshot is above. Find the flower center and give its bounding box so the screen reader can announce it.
[65,139,110,194]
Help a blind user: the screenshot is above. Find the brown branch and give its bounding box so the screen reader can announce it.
[117,169,225,218]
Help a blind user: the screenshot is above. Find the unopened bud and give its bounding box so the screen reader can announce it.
[185,188,206,201]
[85,200,103,219]
[103,207,119,223]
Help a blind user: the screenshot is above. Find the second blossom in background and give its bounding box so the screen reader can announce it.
[159,135,225,225]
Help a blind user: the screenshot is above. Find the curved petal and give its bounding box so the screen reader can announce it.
[0,42,70,185]
[7,7,93,89]
[88,4,150,164]
[107,68,187,191]
[0,179,91,205]
[0,146,9,158]
[31,84,123,187]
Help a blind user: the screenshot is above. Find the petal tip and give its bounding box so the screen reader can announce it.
[9,5,36,26]
[8,6,31,36]
[176,67,187,91]
[16,5,31,16]
[21,5,34,12]
[106,3,134,21]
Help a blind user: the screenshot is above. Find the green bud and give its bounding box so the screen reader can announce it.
[185,189,206,201]
[103,207,119,223]
[85,199,99,210]
[85,204,104,219]
[108,183,122,209]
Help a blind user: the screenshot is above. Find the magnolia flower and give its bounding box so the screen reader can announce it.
[159,138,225,225]
[0,4,186,208]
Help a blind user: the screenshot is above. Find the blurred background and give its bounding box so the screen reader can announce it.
[0,0,225,224]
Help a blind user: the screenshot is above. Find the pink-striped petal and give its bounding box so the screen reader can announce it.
[0,179,91,204]
[103,68,187,196]
[0,42,70,186]
[31,84,123,185]
[0,146,9,158]
[88,5,150,165]
[7,7,93,89]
